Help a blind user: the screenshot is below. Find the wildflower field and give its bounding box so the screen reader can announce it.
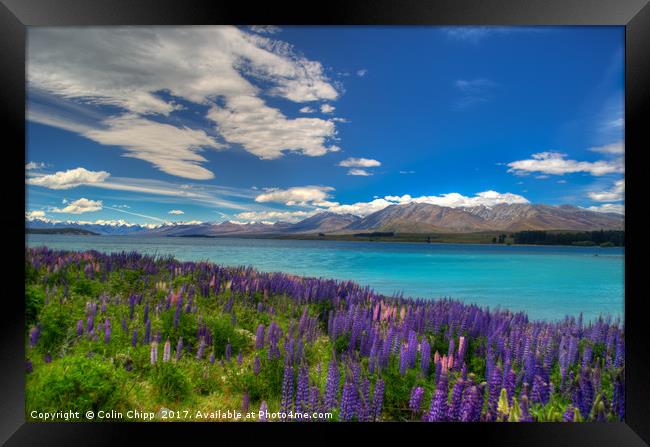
[25,247,624,422]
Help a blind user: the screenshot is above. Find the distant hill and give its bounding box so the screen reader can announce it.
[25,202,624,238]
[26,227,100,236]
[281,212,360,234]
[343,203,623,233]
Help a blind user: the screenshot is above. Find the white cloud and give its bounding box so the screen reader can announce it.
[28,26,341,176]
[51,198,103,214]
[320,104,335,114]
[299,106,315,113]
[26,162,47,170]
[356,69,368,77]
[507,152,623,176]
[254,186,334,206]
[235,209,315,222]
[26,210,46,219]
[347,168,372,176]
[168,209,185,215]
[338,157,381,168]
[322,190,529,217]
[583,203,625,214]
[588,179,624,202]
[85,114,222,179]
[589,142,624,155]
[27,167,110,189]
[207,96,339,159]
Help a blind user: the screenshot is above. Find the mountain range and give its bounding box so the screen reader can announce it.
[26,203,624,237]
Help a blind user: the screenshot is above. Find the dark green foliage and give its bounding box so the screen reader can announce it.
[26,354,127,414]
[512,230,624,247]
[37,303,74,353]
[334,334,350,355]
[207,314,249,358]
[150,362,191,403]
[72,278,102,297]
[233,356,285,402]
[380,359,424,421]
[26,285,45,328]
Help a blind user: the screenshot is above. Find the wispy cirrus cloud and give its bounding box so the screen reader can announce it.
[453,78,497,110]
[27,26,343,178]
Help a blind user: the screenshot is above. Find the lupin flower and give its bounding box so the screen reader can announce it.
[29,325,41,347]
[26,360,33,373]
[255,324,265,349]
[280,363,294,419]
[163,339,171,362]
[196,337,206,360]
[103,319,111,344]
[225,343,232,362]
[76,320,84,337]
[323,357,340,411]
[175,337,184,361]
[259,401,269,421]
[409,386,424,415]
[371,378,384,422]
[253,356,261,375]
[242,391,250,414]
[150,341,158,365]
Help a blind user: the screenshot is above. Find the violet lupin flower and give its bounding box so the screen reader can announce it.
[29,325,40,347]
[280,362,294,420]
[237,351,243,365]
[459,385,481,422]
[420,338,431,377]
[76,320,83,337]
[103,319,111,344]
[409,386,425,416]
[225,343,232,362]
[131,329,138,347]
[563,404,575,422]
[242,391,250,414]
[371,378,384,422]
[163,339,171,363]
[323,357,340,411]
[253,356,261,375]
[196,337,206,360]
[339,381,359,422]
[448,378,465,421]
[175,337,184,361]
[144,319,151,345]
[150,341,158,365]
[255,324,265,349]
[44,352,52,364]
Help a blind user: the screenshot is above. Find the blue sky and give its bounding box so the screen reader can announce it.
[26,26,625,226]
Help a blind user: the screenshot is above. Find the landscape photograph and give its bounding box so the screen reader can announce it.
[25,25,624,422]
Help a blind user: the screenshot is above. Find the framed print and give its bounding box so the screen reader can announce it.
[2,0,649,445]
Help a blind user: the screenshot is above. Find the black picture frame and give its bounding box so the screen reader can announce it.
[2,0,648,445]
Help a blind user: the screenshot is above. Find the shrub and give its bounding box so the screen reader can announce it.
[26,285,45,328]
[150,362,191,403]
[37,303,74,353]
[207,314,249,359]
[26,354,127,414]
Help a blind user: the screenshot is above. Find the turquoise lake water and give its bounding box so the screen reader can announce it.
[26,234,624,322]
